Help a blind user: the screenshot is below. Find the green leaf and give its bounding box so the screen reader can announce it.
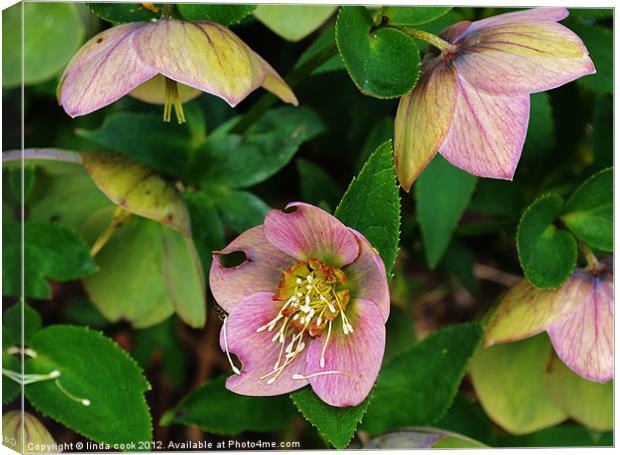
[569,8,614,19]
[295,24,345,75]
[416,155,477,269]
[439,240,477,294]
[336,6,421,98]
[25,325,152,446]
[544,354,613,431]
[570,21,612,95]
[334,141,400,275]
[517,194,577,288]
[561,168,612,252]
[382,6,453,26]
[2,303,42,346]
[3,221,98,299]
[384,305,416,362]
[291,387,372,448]
[362,323,483,435]
[2,354,20,405]
[216,190,270,234]
[196,107,324,188]
[522,92,555,161]
[87,2,159,24]
[176,4,256,25]
[469,334,567,435]
[297,158,342,210]
[254,5,337,42]
[83,216,205,329]
[162,376,294,435]
[3,2,85,88]
[497,424,613,447]
[77,112,198,178]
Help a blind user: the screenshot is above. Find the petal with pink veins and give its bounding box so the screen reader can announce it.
[394,61,458,191]
[460,7,569,37]
[58,23,156,117]
[345,229,390,322]
[548,275,614,383]
[455,21,595,95]
[304,299,385,407]
[210,225,296,313]
[439,76,529,180]
[264,202,359,267]
[221,292,309,396]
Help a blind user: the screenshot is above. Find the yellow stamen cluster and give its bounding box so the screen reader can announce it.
[163,77,186,124]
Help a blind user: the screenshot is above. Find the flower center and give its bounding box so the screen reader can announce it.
[253,259,354,384]
[163,77,186,124]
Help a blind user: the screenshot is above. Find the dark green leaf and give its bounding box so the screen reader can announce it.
[469,179,522,217]
[384,305,416,362]
[592,95,613,170]
[439,240,477,294]
[291,387,372,448]
[570,21,612,94]
[297,158,342,210]
[336,6,421,98]
[435,394,496,446]
[356,116,394,172]
[416,155,477,269]
[335,141,400,275]
[87,2,159,24]
[3,221,98,299]
[2,354,20,405]
[2,303,42,346]
[561,168,612,252]
[522,92,555,161]
[216,190,270,234]
[254,5,337,42]
[3,2,85,88]
[517,194,577,288]
[196,107,324,188]
[569,8,614,19]
[64,298,109,328]
[161,376,294,435]
[176,4,256,25]
[295,24,345,75]
[25,325,152,445]
[362,323,483,435]
[383,6,453,26]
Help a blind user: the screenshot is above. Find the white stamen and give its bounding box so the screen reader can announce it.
[296,278,303,284]
[292,370,347,380]
[320,321,333,368]
[328,302,336,313]
[222,318,241,375]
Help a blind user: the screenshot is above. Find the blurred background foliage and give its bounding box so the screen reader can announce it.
[2,2,613,450]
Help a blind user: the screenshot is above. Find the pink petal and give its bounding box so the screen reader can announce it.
[454,20,595,95]
[59,23,157,117]
[263,202,360,267]
[304,299,385,407]
[461,8,569,37]
[439,76,529,180]
[132,20,294,107]
[548,274,614,383]
[440,21,472,43]
[210,225,296,313]
[221,292,309,396]
[344,229,390,322]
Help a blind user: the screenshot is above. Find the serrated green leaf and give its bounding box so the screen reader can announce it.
[544,354,613,431]
[195,107,324,188]
[3,221,98,299]
[336,6,421,98]
[297,158,342,210]
[291,387,372,448]
[3,2,84,88]
[470,334,567,435]
[162,376,294,435]
[176,4,256,25]
[254,5,336,41]
[382,6,453,26]
[2,303,42,346]
[217,190,270,234]
[87,2,159,24]
[25,325,152,445]
[416,155,477,269]
[517,194,577,288]
[334,141,400,275]
[362,323,483,435]
[561,168,612,252]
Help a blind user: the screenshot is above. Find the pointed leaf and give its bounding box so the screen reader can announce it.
[176,4,256,25]
[254,5,337,41]
[87,2,159,24]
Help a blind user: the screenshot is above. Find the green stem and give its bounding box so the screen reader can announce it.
[578,242,603,273]
[232,42,339,134]
[159,3,175,19]
[401,28,456,53]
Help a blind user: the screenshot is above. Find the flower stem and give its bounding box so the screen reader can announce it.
[401,28,456,53]
[231,42,339,134]
[159,4,174,19]
[90,207,133,256]
[579,242,604,273]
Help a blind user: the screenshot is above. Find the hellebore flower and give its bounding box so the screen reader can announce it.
[58,19,297,123]
[395,8,595,191]
[486,265,613,383]
[210,202,390,407]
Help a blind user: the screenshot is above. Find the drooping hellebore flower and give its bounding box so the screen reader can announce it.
[486,265,613,383]
[210,203,390,406]
[57,19,297,123]
[395,8,595,191]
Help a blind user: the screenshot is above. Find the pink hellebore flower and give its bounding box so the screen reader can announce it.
[210,203,390,407]
[395,8,595,191]
[57,19,297,123]
[486,265,613,383]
